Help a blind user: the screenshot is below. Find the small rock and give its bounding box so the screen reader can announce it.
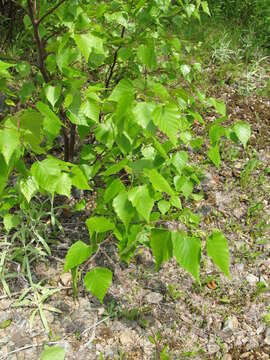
[224,355,232,360]
[146,292,163,304]
[59,273,72,286]
[246,274,258,286]
[119,329,137,346]
[233,207,245,219]
[264,327,270,345]
[207,343,220,354]
[222,316,239,336]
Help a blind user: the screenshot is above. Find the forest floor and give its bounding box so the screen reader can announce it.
[1,29,270,360]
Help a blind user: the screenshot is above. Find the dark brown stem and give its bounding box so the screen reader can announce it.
[60,110,70,162]
[69,124,76,161]
[105,26,125,90]
[27,0,50,82]
[37,0,67,25]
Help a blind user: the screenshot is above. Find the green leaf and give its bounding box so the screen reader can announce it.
[0,319,12,329]
[64,240,92,271]
[150,229,172,270]
[108,79,134,102]
[128,185,154,223]
[0,60,14,71]
[74,33,104,61]
[208,145,221,169]
[82,99,100,123]
[137,40,157,71]
[233,121,251,148]
[84,267,112,303]
[153,104,180,145]
[158,200,170,215]
[86,216,115,238]
[3,214,20,233]
[206,230,230,277]
[172,231,201,282]
[36,101,62,141]
[113,191,135,229]
[0,128,20,164]
[172,151,188,173]
[102,159,128,176]
[55,172,72,197]
[31,158,61,193]
[174,176,193,199]
[20,177,39,202]
[44,85,61,108]
[201,1,211,16]
[70,166,91,190]
[133,102,155,130]
[209,124,225,145]
[209,98,226,116]
[104,179,125,203]
[170,195,182,209]
[41,346,65,360]
[144,169,175,196]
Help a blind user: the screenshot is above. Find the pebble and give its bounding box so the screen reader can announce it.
[146,292,163,304]
[246,274,258,286]
[119,329,137,346]
[207,343,220,354]
[222,316,239,336]
[264,327,270,345]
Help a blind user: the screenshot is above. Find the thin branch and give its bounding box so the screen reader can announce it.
[27,0,50,82]
[105,26,126,90]
[37,0,67,25]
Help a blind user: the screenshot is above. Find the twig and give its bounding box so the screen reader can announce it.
[81,315,110,336]
[0,344,41,360]
[27,0,50,82]
[37,0,67,25]
[105,26,126,90]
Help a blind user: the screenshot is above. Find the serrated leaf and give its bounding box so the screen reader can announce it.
[84,267,112,303]
[108,79,134,102]
[64,240,92,271]
[104,179,125,203]
[172,231,201,282]
[36,101,62,141]
[206,230,230,277]
[209,98,226,116]
[209,124,225,145]
[208,145,220,169]
[74,33,104,61]
[150,229,172,270]
[132,102,155,129]
[144,168,175,196]
[170,195,182,209]
[0,128,20,164]
[41,346,65,360]
[137,40,157,71]
[3,214,20,233]
[153,104,180,145]
[128,185,154,223]
[102,159,128,176]
[20,177,39,202]
[158,200,170,215]
[233,121,251,148]
[31,158,61,193]
[86,216,115,238]
[70,166,91,190]
[172,151,188,173]
[55,172,72,197]
[113,191,135,229]
[44,85,61,108]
